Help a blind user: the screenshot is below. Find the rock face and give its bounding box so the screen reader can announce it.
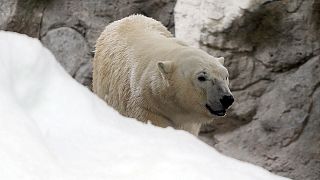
[176,0,320,179]
[41,27,92,86]
[1,0,176,88]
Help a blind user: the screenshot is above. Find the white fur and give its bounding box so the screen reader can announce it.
[93,15,231,135]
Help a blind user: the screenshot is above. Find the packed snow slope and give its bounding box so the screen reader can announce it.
[0,31,290,180]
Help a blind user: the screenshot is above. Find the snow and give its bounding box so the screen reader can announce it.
[174,0,254,47]
[0,31,290,180]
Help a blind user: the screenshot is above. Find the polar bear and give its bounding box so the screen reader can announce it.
[93,15,234,135]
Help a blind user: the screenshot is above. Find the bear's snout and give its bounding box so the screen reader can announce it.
[220,95,234,109]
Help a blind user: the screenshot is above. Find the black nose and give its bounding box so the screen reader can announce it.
[220,95,234,108]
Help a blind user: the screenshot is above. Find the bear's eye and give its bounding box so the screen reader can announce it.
[198,76,207,82]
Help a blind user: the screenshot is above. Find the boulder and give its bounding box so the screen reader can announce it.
[42,27,92,87]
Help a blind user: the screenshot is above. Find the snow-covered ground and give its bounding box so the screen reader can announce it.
[0,31,290,180]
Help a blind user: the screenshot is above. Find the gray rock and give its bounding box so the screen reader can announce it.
[2,0,46,37]
[0,0,17,29]
[41,27,91,87]
[176,0,320,179]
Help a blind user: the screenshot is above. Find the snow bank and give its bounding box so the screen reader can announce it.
[0,31,290,180]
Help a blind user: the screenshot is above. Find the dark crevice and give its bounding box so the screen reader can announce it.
[281,99,313,147]
[199,40,253,53]
[41,22,67,38]
[310,81,320,97]
[272,52,319,73]
[254,57,273,69]
[231,78,273,91]
[253,52,319,74]
[38,2,47,39]
[262,0,281,6]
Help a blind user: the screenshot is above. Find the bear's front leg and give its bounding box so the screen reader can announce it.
[143,110,175,129]
[179,123,202,136]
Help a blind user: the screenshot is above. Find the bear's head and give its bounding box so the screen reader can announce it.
[157,48,234,120]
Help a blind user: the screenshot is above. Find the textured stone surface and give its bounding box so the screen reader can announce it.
[0,0,17,29]
[42,27,92,86]
[3,0,46,37]
[176,0,320,179]
[1,0,176,88]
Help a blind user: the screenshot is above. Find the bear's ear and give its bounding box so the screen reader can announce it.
[157,61,173,74]
[217,57,225,65]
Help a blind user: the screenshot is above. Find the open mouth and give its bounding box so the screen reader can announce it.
[205,104,226,116]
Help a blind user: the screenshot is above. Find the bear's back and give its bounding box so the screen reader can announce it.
[93,15,173,116]
[111,15,172,38]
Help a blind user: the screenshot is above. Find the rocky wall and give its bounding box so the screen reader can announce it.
[175,0,320,179]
